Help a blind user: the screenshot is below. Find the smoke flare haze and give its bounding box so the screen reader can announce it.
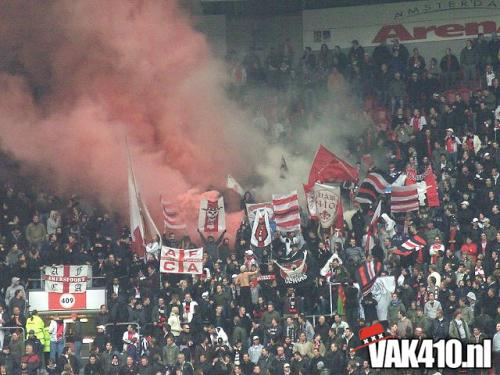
[0,0,269,234]
[0,0,368,237]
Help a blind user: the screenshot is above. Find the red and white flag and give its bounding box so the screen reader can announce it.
[272,191,301,232]
[198,197,225,233]
[43,265,89,294]
[227,175,245,196]
[251,209,272,248]
[308,145,359,185]
[161,196,186,230]
[391,185,419,213]
[392,235,427,257]
[365,201,382,253]
[160,247,203,274]
[246,202,274,224]
[128,152,161,258]
[313,183,343,229]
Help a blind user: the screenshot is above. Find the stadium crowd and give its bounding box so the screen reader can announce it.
[0,32,498,375]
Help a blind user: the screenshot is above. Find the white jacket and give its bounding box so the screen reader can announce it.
[122,330,139,352]
[48,320,66,342]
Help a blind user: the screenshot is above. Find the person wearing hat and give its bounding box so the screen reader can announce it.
[244,249,258,270]
[457,201,473,228]
[282,362,292,375]
[25,310,45,344]
[482,217,496,241]
[93,325,109,353]
[248,335,264,364]
[466,292,477,313]
[5,277,24,308]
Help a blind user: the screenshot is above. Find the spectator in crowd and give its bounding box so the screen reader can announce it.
[440,48,460,89]
[461,40,479,87]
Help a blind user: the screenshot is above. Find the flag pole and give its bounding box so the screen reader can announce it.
[329,282,333,316]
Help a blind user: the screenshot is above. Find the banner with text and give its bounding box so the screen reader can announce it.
[303,0,500,48]
[42,265,89,294]
[160,247,204,275]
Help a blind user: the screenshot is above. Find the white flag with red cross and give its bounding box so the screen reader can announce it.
[43,265,89,293]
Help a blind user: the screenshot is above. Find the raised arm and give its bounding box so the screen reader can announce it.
[197,228,207,243]
[216,230,226,245]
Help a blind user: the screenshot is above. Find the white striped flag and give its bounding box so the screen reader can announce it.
[161,196,186,230]
[392,235,427,257]
[390,184,419,213]
[272,191,301,232]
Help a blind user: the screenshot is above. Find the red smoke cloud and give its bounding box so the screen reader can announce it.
[0,0,252,237]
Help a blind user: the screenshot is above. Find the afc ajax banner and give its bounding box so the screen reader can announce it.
[160,247,203,275]
[43,265,89,294]
[198,197,225,233]
[313,183,341,229]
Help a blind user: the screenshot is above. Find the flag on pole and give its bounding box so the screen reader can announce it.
[308,145,359,185]
[128,159,145,257]
[251,209,272,248]
[161,196,186,230]
[365,201,382,254]
[272,191,301,232]
[337,284,346,315]
[227,175,245,196]
[127,147,161,258]
[198,197,226,233]
[280,155,289,179]
[355,260,383,296]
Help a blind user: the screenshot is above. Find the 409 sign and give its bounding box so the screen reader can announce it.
[59,294,75,309]
[48,292,86,310]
